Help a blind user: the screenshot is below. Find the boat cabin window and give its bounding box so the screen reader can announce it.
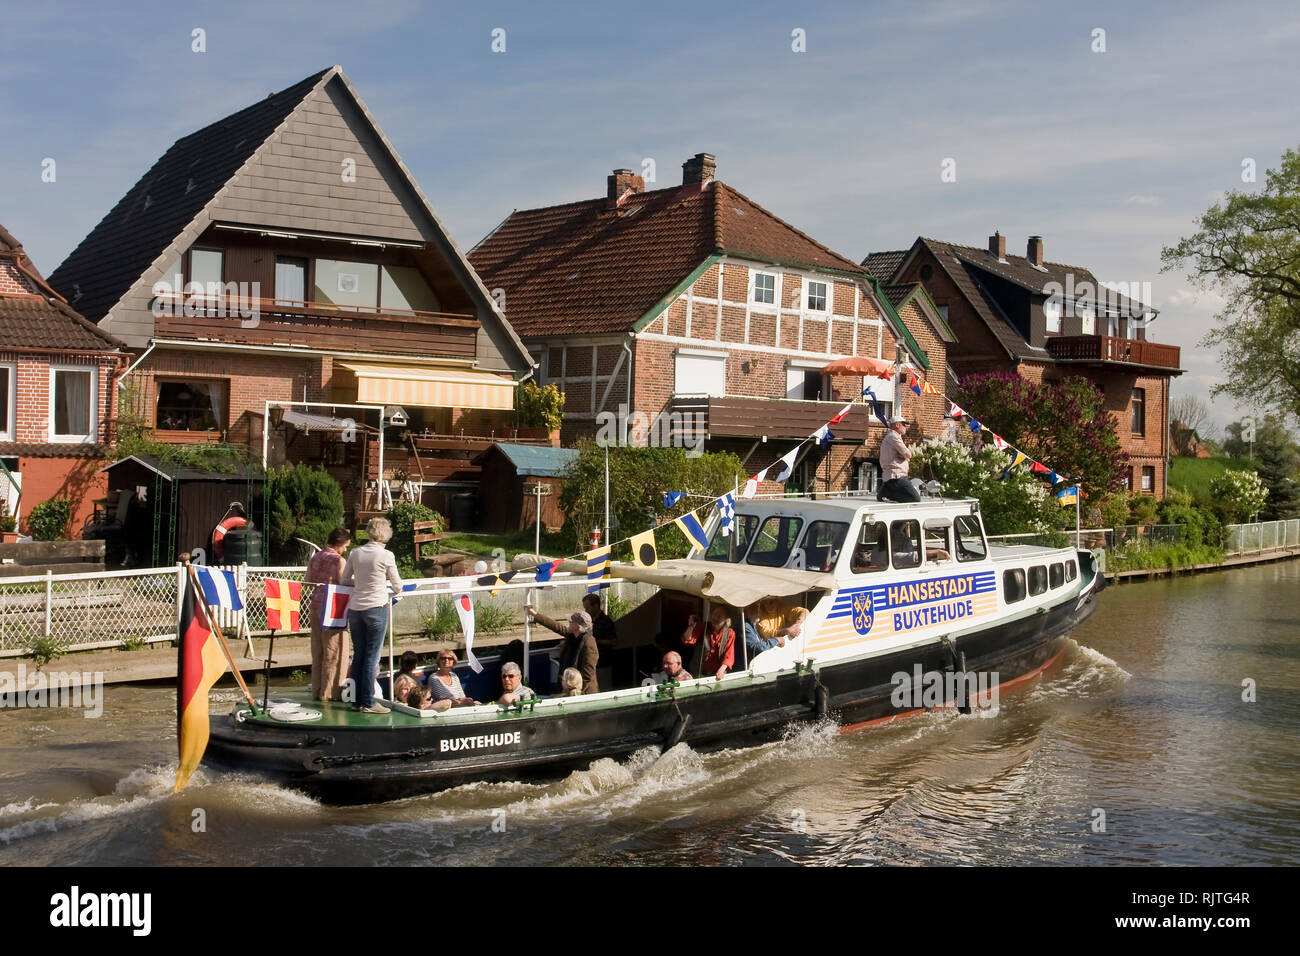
[1028,565,1048,596]
[923,520,953,563]
[705,513,758,563]
[1065,560,1077,581]
[850,521,890,574]
[953,516,987,562]
[890,519,921,570]
[799,521,849,572]
[1049,562,1064,589]
[748,515,804,568]
[1003,568,1026,603]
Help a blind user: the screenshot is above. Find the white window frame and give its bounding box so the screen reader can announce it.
[0,362,15,442]
[674,348,727,397]
[48,366,97,444]
[785,358,829,401]
[805,279,829,313]
[751,270,777,307]
[1044,297,1061,334]
[1078,303,1095,335]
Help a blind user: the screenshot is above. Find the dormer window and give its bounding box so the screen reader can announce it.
[806,280,828,312]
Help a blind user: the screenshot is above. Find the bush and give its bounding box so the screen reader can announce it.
[267,464,345,555]
[385,502,445,575]
[1127,492,1159,526]
[422,596,516,639]
[518,381,565,432]
[30,635,69,670]
[28,499,72,541]
[910,439,1058,536]
[1209,469,1269,522]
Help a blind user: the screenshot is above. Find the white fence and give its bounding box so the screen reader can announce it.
[0,563,654,658]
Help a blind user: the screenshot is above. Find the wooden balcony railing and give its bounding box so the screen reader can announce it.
[1046,334,1181,371]
[152,293,479,358]
[668,394,874,442]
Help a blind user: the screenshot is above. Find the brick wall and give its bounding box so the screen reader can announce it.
[2,350,117,444]
[0,261,38,295]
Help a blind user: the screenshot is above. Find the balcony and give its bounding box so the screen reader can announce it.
[1046,334,1182,372]
[668,394,874,442]
[152,293,479,359]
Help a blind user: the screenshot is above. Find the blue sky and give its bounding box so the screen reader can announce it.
[3,0,1297,433]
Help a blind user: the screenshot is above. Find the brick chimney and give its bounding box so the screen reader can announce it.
[682,152,717,185]
[1027,235,1044,267]
[607,168,645,204]
[988,231,1006,260]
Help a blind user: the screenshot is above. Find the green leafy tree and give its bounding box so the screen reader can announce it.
[1209,469,1269,522]
[267,464,344,553]
[1162,147,1300,421]
[518,381,566,432]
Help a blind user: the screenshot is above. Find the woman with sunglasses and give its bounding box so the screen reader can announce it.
[427,650,479,707]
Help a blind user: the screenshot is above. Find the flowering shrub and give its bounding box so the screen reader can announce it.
[1208,468,1268,521]
[910,439,1058,535]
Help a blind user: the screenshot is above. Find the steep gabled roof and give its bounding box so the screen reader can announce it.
[881,282,957,343]
[469,180,872,338]
[47,69,330,324]
[864,250,907,283]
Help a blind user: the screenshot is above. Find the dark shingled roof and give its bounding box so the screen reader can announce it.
[469,181,871,337]
[0,442,108,458]
[46,69,331,324]
[864,250,907,282]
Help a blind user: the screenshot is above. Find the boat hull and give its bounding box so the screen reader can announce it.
[204,584,1099,805]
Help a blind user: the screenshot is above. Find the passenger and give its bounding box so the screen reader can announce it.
[499,639,526,673]
[560,667,584,697]
[427,650,479,707]
[851,523,890,573]
[497,661,536,706]
[582,593,618,659]
[681,605,735,680]
[525,604,599,694]
[406,684,451,712]
[308,527,352,701]
[754,596,808,647]
[642,651,692,686]
[391,650,422,703]
[341,517,404,715]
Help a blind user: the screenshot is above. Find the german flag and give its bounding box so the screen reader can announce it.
[175,573,227,792]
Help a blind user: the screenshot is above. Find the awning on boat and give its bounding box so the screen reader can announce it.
[338,363,515,411]
[514,556,837,607]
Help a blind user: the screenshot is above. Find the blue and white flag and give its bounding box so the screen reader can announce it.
[772,447,801,483]
[811,424,833,447]
[387,581,418,604]
[674,510,711,551]
[861,387,891,429]
[195,566,243,611]
[715,492,736,537]
[662,491,686,508]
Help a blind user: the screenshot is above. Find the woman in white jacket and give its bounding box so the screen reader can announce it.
[341,517,404,714]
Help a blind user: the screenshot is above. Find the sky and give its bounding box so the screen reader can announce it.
[2,0,1297,437]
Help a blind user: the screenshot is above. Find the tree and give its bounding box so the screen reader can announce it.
[1209,469,1268,522]
[1170,395,1210,456]
[1257,440,1300,519]
[910,439,1058,535]
[1161,147,1300,422]
[267,464,344,554]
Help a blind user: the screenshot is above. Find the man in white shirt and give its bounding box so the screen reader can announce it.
[878,417,920,503]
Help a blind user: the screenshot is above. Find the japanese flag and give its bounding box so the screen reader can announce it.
[452,592,483,673]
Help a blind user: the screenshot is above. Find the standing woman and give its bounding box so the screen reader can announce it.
[342,517,404,714]
[308,528,351,701]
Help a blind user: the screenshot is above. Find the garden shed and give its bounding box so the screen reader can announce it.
[473,443,577,533]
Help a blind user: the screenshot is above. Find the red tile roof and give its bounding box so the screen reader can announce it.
[469,181,869,337]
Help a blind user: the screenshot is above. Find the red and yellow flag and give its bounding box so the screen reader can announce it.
[264,577,302,631]
[175,574,227,792]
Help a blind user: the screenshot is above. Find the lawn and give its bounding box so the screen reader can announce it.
[438,529,570,560]
[1169,456,1257,500]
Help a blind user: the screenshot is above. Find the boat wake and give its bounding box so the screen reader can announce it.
[0,765,175,848]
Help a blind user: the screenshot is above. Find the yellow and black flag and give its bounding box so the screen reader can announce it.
[630,529,657,568]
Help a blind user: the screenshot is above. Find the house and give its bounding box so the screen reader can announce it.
[867,234,1183,497]
[46,66,535,527]
[469,154,954,496]
[474,442,579,533]
[0,222,126,536]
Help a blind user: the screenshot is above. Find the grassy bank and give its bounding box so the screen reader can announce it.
[1168,456,1257,500]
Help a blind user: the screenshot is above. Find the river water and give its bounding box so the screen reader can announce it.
[2,562,1297,866]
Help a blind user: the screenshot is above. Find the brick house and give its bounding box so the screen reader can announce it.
[46,66,534,531]
[469,154,954,496]
[0,223,127,536]
[867,234,1183,497]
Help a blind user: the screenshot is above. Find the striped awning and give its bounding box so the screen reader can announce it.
[339,364,515,410]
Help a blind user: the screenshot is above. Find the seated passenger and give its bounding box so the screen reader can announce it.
[642,651,692,686]
[497,661,536,706]
[560,667,584,697]
[391,651,422,703]
[427,650,478,707]
[752,596,808,652]
[407,685,451,712]
[851,524,890,572]
[681,606,736,680]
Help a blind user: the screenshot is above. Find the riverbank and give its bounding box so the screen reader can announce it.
[1106,544,1300,582]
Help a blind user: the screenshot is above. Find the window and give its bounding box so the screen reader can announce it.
[953,515,987,562]
[1003,569,1026,603]
[314,259,379,310]
[1079,304,1095,335]
[1049,563,1064,589]
[748,516,804,568]
[0,364,13,441]
[1122,467,1133,491]
[924,520,953,563]
[275,257,307,305]
[1141,466,1155,493]
[50,368,95,442]
[1045,296,1061,334]
[156,380,226,433]
[1105,314,1119,337]
[381,265,439,313]
[189,248,224,292]
[806,280,828,312]
[1131,388,1146,434]
[674,350,726,396]
[920,264,934,281]
[1065,560,1078,582]
[866,371,895,419]
[785,366,828,401]
[705,514,758,563]
[1028,566,1048,596]
[752,272,776,305]
[851,521,889,574]
[938,305,950,321]
[890,519,921,570]
[799,521,849,572]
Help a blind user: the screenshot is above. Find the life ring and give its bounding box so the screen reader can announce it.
[212,516,247,560]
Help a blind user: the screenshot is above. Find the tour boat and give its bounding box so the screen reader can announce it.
[204,495,1105,804]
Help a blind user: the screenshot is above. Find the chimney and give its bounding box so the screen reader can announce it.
[606,168,645,204]
[1027,235,1044,267]
[682,152,717,185]
[988,231,1006,260]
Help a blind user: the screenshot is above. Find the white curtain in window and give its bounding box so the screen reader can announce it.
[207,381,225,429]
[56,370,91,437]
